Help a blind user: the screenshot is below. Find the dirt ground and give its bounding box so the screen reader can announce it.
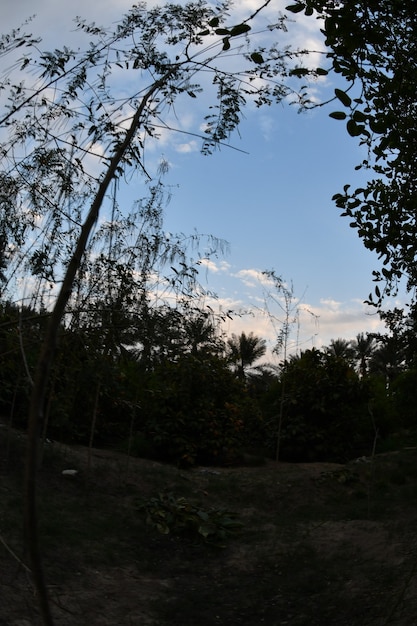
[1,428,417,625]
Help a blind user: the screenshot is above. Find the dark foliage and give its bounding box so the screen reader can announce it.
[1,297,415,466]
[288,0,417,303]
[265,349,373,462]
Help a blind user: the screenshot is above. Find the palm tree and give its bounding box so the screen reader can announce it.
[351,332,377,377]
[184,313,222,356]
[326,338,354,361]
[227,332,267,380]
[369,337,406,386]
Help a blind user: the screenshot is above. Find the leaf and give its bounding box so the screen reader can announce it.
[352,110,367,122]
[250,52,264,64]
[230,23,251,37]
[285,3,305,13]
[289,67,310,77]
[198,524,213,539]
[315,67,328,75]
[222,37,231,51]
[335,88,352,107]
[156,523,170,535]
[215,28,230,36]
[197,510,210,522]
[329,111,347,120]
[208,17,220,27]
[369,117,387,134]
[346,119,363,137]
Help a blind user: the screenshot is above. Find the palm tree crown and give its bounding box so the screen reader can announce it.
[351,332,377,377]
[227,331,267,379]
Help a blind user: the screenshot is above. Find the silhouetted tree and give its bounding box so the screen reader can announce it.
[227,332,267,380]
[351,332,377,378]
[326,338,354,361]
[289,1,417,304]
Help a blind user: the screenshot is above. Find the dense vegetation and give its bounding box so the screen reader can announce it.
[2,297,417,466]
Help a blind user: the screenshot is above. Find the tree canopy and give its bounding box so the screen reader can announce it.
[287,0,417,305]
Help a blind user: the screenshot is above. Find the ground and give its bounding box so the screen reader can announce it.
[1,425,417,625]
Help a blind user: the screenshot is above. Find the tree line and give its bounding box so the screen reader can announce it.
[2,296,417,466]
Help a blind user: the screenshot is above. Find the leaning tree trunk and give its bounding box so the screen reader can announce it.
[24,74,170,626]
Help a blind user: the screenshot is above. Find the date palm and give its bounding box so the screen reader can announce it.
[369,338,406,386]
[326,338,354,361]
[227,331,267,380]
[351,332,377,378]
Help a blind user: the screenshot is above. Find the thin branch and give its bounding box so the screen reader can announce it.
[151,120,250,154]
[243,0,273,24]
[0,532,32,574]
[18,307,34,387]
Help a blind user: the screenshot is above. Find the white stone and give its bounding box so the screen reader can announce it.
[62,469,78,476]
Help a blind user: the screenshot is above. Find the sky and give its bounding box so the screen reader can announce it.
[3,0,399,361]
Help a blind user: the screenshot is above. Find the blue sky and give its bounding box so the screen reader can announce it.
[4,0,395,359]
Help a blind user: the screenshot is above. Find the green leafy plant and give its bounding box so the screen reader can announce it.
[139,492,243,546]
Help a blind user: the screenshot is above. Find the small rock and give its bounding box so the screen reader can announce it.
[62,469,78,476]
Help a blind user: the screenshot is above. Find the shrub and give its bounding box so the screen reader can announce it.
[139,355,256,465]
[269,350,373,462]
[139,492,242,546]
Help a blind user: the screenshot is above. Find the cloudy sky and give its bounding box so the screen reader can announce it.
[3,0,397,360]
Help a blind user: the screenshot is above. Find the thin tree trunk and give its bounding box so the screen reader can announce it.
[125,404,137,482]
[5,371,20,468]
[86,380,101,481]
[275,376,286,462]
[24,72,171,626]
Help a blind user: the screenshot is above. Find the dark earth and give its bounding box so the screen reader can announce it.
[1,424,417,625]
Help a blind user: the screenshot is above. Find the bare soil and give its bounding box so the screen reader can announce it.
[1,427,417,625]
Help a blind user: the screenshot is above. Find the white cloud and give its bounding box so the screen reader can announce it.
[176,140,199,154]
[216,295,385,363]
[234,268,274,288]
[295,298,384,350]
[259,114,277,140]
[317,298,343,312]
[199,258,231,275]
[204,261,388,361]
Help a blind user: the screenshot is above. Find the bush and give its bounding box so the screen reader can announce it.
[390,369,417,428]
[138,354,259,466]
[268,350,373,462]
[139,492,242,545]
